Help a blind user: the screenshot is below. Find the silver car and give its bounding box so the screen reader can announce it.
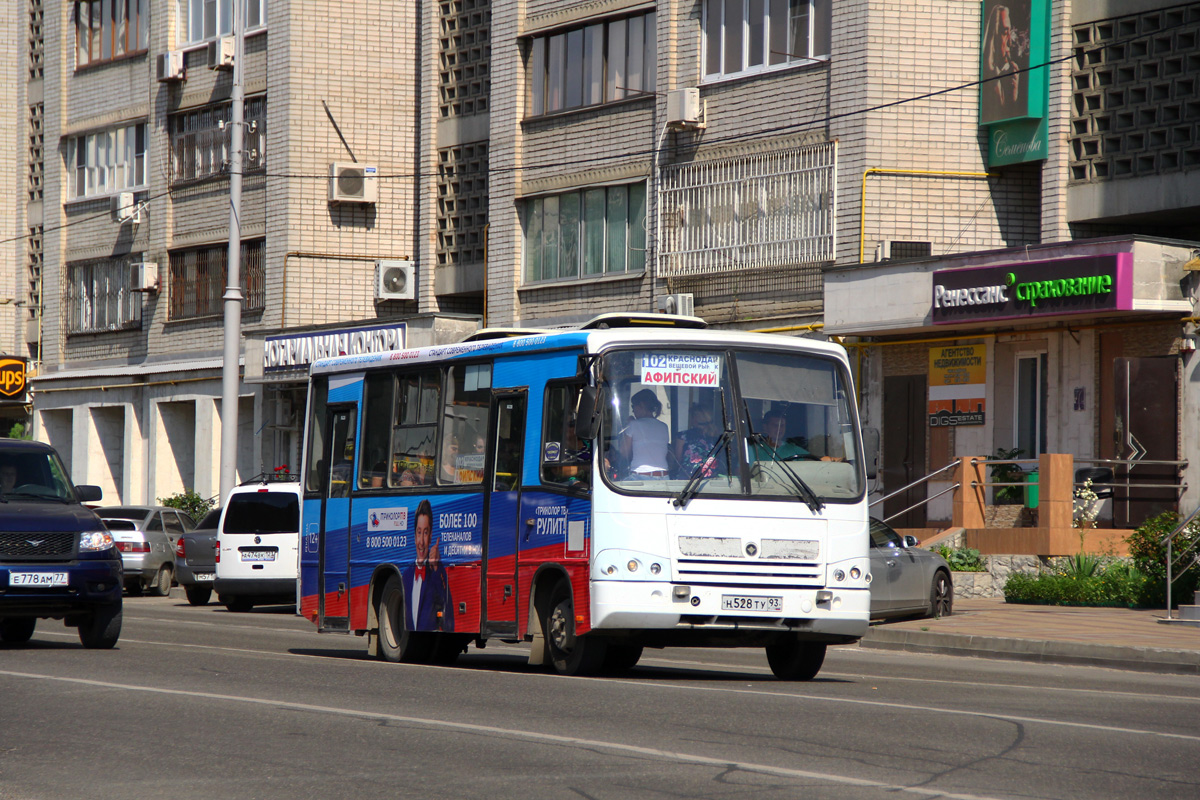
[869,517,953,620]
[97,506,196,597]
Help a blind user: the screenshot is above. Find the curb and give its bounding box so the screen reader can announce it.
[859,627,1200,675]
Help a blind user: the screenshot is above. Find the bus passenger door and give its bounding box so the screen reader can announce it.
[481,390,526,638]
[318,404,356,632]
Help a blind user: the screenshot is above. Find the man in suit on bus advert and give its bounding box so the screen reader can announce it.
[402,499,454,631]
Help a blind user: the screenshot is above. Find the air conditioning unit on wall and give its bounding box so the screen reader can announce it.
[207,36,234,69]
[156,50,185,82]
[375,260,415,301]
[656,293,695,316]
[130,262,158,293]
[329,163,378,204]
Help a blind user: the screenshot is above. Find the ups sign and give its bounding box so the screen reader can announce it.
[0,358,28,402]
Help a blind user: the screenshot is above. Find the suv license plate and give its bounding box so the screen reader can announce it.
[240,550,276,562]
[720,595,782,612]
[10,572,69,587]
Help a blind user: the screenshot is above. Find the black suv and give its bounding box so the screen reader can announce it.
[0,440,123,648]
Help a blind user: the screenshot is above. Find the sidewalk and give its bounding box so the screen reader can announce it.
[859,598,1200,675]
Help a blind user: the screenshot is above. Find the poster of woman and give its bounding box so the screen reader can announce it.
[980,0,1031,124]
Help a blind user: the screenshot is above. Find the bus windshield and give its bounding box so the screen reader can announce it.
[597,347,863,504]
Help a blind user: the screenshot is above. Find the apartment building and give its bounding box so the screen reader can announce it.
[8,0,1199,515]
[11,1,477,504]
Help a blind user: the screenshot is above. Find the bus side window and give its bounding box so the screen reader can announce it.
[541,382,590,489]
[439,363,491,486]
[391,370,440,487]
[359,374,394,489]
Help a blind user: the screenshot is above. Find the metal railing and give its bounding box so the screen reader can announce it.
[1162,506,1200,618]
[868,460,958,524]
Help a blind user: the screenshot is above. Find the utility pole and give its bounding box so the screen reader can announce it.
[219,0,245,503]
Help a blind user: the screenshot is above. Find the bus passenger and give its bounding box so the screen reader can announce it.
[620,389,670,479]
[673,402,721,478]
[755,407,810,460]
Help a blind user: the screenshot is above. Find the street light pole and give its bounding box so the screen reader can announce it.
[219,0,245,503]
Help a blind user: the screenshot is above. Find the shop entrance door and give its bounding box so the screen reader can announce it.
[1113,357,1178,528]
[882,375,928,528]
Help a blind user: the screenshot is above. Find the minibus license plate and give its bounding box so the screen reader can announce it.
[721,595,782,612]
[240,550,276,562]
[10,572,69,587]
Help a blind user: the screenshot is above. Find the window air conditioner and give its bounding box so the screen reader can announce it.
[875,240,933,262]
[329,163,379,204]
[111,192,138,223]
[375,260,415,301]
[130,262,159,293]
[156,51,185,82]
[656,293,695,317]
[666,88,705,130]
[207,36,235,70]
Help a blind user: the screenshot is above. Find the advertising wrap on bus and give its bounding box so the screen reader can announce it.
[300,323,870,680]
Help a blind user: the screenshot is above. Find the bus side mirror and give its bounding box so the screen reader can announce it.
[862,426,880,479]
[575,385,604,440]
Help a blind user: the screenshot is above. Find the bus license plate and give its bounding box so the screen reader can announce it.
[10,572,69,587]
[240,550,276,562]
[721,595,782,612]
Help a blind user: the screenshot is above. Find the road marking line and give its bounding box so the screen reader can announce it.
[0,668,1012,800]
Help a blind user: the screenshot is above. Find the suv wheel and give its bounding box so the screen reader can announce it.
[78,604,122,649]
[0,618,37,644]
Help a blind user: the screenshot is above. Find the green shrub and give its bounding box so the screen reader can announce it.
[1058,552,1101,579]
[1124,511,1200,607]
[159,490,215,521]
[934,544,986,572]
[1003,561,1149,607]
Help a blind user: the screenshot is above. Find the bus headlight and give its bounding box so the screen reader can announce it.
[833,569,845,582]
[850,567,862,580]
[605,565,617,575]
[650,563,661,575]
[627,560,640,573]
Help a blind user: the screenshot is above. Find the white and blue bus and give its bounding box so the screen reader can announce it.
[299,314,870,679]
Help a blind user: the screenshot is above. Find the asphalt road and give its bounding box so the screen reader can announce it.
[2,596,1199,800]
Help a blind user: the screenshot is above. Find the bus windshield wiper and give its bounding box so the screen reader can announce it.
[672,428,733,509]
[748,432,825,515]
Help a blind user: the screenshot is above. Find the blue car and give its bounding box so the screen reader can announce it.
[0,440,123,648]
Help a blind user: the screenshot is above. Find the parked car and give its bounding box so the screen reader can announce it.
[97,506,195,597]
[0,439,123,648]
[175,508,220,606]
[214,476,302,612]
[868,517,953,620]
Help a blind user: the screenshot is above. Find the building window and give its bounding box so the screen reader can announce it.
[658,143,836,277]
[703,0,830,80]
[66,256,142,334]
[74,0,148,67]
[179,0,267,44]
[168,240,264,320]
[528,11,655,117]
[523,183,646,282]
[169,97,266,183]
[65,122,146,200]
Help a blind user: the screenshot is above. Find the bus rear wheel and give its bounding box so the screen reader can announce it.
[377,576,431,664]
[544,580,607,676]
[765,639,826,681]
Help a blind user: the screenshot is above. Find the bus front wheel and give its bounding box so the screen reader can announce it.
[544,580,607,676]
[765,639,826,681]
[378,576,432,664]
